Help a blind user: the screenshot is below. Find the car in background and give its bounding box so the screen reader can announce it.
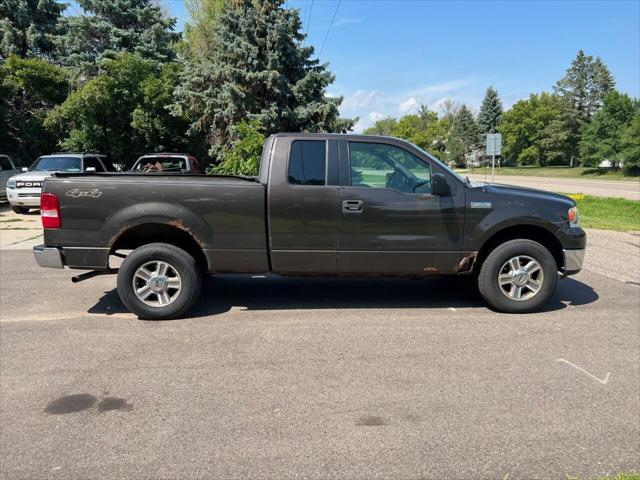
[6,153,116,214]
[130,153,202,174]
[0,155,19,202]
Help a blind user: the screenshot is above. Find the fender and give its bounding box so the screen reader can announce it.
[105,202,213,250]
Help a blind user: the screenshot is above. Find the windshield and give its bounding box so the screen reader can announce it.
[411,144,468,183]
[31,156,81,172]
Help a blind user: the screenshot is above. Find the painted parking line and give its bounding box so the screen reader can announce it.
[556,358,611,385]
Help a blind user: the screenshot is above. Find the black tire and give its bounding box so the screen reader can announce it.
[117,243,202,320]
[11,206,29,214]
[477,239,558,313]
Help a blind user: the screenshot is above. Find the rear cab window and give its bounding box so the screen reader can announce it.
[288,140,326,186]
[83,157,105,172]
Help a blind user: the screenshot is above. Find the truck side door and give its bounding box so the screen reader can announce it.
[268,137,340,274]
[337,140,466,275]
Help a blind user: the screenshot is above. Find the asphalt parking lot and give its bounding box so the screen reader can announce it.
[0,207,639,479]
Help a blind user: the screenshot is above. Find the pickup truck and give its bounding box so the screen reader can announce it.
[33,133,586,319]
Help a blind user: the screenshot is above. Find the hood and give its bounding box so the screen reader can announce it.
[469,181,575,207]
[9,171,54,182]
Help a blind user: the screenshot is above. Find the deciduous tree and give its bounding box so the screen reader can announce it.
[46,54,191,167]
[579,90,638,168]
[0,55,68,165]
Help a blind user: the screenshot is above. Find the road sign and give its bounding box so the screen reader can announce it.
[486,133,502,156]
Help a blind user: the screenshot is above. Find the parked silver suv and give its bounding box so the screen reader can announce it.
[6,153,115,213]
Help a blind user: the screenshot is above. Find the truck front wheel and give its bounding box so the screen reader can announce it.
[117,243,202,320]
[477,239,558,313]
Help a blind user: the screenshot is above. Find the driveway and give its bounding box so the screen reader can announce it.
[1,223,639,478]
[466,174,640,200]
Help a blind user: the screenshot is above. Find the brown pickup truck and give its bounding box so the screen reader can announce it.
[33,133,586,319]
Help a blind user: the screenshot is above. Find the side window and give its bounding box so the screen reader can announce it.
[288,140,326,186]
[348,142,431,194]
[83,157,105,172]
[101,158,117,172]
[0,157,11,170]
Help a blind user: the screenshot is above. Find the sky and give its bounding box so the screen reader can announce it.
[72,0,640,133]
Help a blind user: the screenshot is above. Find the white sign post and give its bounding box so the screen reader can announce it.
[486,133,502,183]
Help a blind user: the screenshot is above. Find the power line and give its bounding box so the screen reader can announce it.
[318,0,341,56]
[304,0,314,36]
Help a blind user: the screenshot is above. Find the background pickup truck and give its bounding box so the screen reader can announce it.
[33,133,586,319]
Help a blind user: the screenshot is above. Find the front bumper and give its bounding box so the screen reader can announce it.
[563,248,585,275]
[7,188,41,207]
[33,244,65,269]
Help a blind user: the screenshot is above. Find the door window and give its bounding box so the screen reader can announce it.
[0,156,13,170]
[288,140,326,186]
[348,142,431,194]
[83,157,105,172]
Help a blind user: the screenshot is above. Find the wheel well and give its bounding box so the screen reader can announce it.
[475,225,564,272]
[111,223,209,272]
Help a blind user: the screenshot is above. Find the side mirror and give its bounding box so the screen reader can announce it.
[432,173,452,196]
[21,167,28,172]
[85,167,96,172]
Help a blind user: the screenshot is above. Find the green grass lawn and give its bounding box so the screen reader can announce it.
[568,194,640,231]
[567,471,640,480]
[457,166,639,181]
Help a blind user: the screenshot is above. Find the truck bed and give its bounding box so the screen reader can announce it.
[43,173,269,272]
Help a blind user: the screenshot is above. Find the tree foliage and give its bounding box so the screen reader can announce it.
[213,119,264,175]
[620,111,640,175]
[447,104,479,167]
[555,50,615,123]
[0,0,65,60]
[56,0,180,78]
[579,91,639,168]
[499,93,562,166]
[172,0,355,160]
[183,0,226,59]
[0,55,68,165]
[45,54,192,167]
[364,105,448,160]
[477,86,503,135]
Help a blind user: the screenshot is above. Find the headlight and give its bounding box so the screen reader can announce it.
[568,206,579,228]
[6,179,16,189]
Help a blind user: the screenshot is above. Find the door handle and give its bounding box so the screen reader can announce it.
[342,200,363,214]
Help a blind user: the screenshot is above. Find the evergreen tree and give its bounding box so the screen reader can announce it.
[477,86,503,134]
[56,0,180,78]
[554,50,615,165]
[0,0,65,60]
[171,0,354,160]
[579,90,638,168]
[447,104,478,167]
[555,50,615,123]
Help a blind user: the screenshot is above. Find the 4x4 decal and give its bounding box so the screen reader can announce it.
[65,188,103,198]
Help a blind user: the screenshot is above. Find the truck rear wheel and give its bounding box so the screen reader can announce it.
[117,243,202,320]
[477,239,557,313]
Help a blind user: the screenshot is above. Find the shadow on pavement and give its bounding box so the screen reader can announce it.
[87,274,599,320]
